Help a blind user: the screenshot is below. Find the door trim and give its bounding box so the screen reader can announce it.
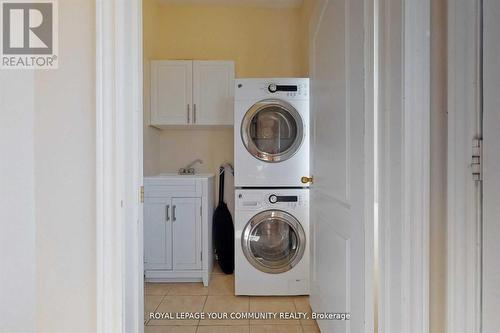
[377,0,431,332]
[96,0,144,332]
[446,0,482,332]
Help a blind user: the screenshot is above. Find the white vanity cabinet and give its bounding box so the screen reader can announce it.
[144,174,214,286]
[150,60,234,127]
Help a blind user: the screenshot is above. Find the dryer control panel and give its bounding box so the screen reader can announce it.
[265,83,308,98]
[263,82,308,98]
[235,78,309,100]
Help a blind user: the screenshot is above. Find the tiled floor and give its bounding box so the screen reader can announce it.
[144,263,320,333]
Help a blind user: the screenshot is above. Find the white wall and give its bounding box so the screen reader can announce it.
[0,72,36,333]
[34,0,96,332]
[0,1,96,331]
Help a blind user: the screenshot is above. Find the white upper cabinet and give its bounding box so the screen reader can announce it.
[193,61,234,126]
[151,60,193,125]
[150,60,235,127]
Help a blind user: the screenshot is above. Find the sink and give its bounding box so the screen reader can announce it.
[157,173,214,178]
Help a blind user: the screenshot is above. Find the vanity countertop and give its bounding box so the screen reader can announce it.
[147,173,215,179]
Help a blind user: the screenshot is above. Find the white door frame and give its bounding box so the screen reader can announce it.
[377,0,431,332]
[446,0,482,332]
[96,0,144,332]
[94,0,431,331]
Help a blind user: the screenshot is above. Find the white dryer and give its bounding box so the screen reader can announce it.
[235,188,309,295]
[234,78,310,187]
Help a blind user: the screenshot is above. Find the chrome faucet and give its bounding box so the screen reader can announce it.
[178,159,203,175]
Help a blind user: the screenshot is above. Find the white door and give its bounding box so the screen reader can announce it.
[144,198,172,270]
[151,60,193,125]
[193,61,234,125]
[172,197,202,270]
[482,0,500,330]
[310,0,370,332]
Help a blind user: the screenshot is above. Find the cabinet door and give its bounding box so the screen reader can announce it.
[193,61,234,125]
[171,197,202,270]
[151,60,192,125]
[144,198,172,270]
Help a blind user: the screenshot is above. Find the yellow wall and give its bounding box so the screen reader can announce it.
[153,3,309,78]
[143,1,312,177]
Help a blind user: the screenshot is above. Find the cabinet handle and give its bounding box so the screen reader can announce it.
[165,204,170,221]
[193,104,197,123]
[187,104,190,123]
[172,205,176,221]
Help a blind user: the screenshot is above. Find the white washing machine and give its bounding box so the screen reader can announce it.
[234,78,310,187]
[235,188,310,295]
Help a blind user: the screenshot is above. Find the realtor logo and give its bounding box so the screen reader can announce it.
[1,0,58,69]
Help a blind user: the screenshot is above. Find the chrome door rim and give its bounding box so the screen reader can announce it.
[241,210,306,274]
[241,99,304,163]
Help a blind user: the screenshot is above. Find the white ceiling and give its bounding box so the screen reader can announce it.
[155,0,303,8]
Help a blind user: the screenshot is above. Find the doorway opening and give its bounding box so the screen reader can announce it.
[95,0,433,331]
[141,1,320,332]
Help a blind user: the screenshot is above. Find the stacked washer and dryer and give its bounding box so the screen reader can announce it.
[234,78,311,295]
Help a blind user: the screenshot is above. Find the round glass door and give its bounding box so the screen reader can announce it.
[241,210,306,274]
[241,99,304,162]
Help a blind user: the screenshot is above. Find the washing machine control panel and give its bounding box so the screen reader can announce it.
[236,191,308,210]
[268,194,297,204]
[265,192,306,209]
